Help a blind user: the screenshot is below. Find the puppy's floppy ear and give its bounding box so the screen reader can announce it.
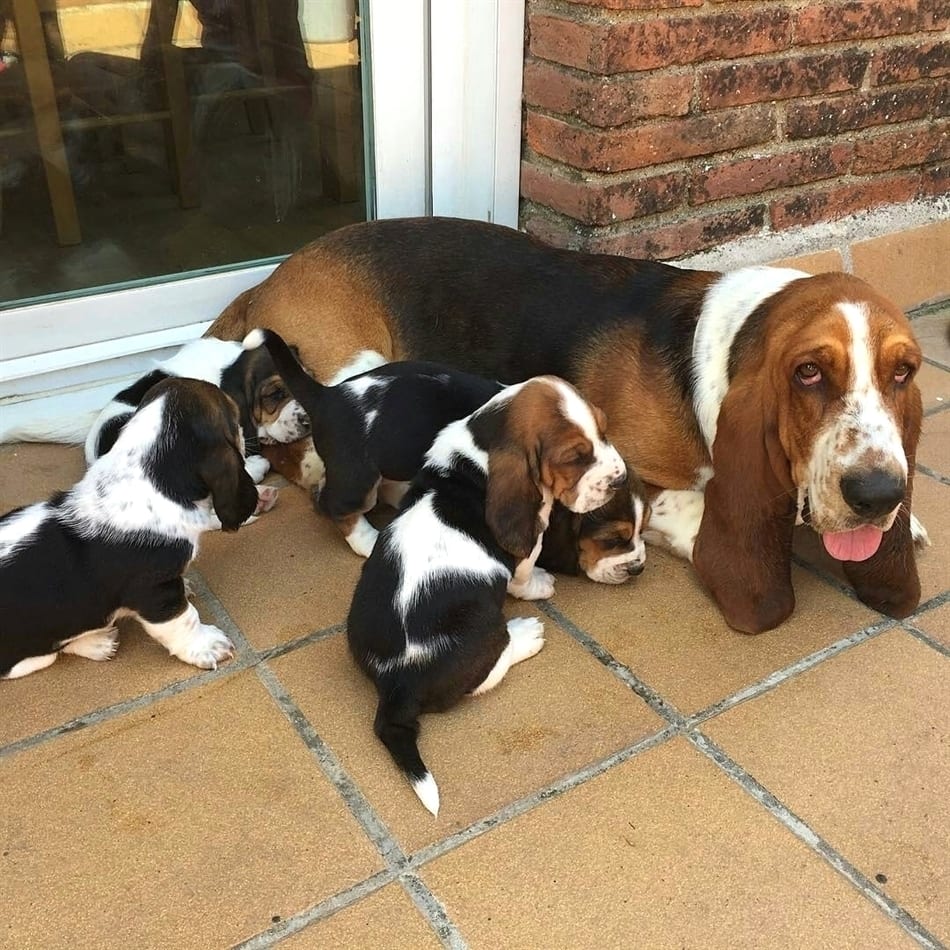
[692,375,797,634]
[485,444,543,560]
[200,444,259,531]
[538,502,581,574]
[843,382,922,618]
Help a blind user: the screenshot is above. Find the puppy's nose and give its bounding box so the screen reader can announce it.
[609,473,628,491]
[840,470,905,520]
[626,560,644,576]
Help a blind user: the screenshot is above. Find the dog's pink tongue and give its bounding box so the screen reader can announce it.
[822,525,884,562]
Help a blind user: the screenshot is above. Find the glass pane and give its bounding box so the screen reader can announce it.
[0,0,367,306]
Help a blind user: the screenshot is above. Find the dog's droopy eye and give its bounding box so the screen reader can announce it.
[260,383,287,412]
[795,362,822,386]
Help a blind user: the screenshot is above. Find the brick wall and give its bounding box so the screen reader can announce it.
[520,0,950,261]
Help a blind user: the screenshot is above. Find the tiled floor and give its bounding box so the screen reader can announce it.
[0,304,948,949]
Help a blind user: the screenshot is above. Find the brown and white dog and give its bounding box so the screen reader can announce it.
[347,375,627,814]
[207,217,926,634]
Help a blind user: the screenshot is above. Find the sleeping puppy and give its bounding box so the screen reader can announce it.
[0,378,278,680]
[541,478,649,584]
[347,376,627,815]
[85,337,309,484]
[243,328,502,556]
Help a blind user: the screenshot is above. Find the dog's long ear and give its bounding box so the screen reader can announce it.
[485,444,543,561]
[201,444,259,532]
[843,382,922,618]
[692,375,797,634]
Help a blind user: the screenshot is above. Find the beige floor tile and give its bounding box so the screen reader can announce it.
[705,629,950,941]
[916,361,949,412]
[793,470,949,607]
[197,478,364,648]
[0,442,85,511]
[421,737,912,949]
[914,601,950,649]
[270,608,663,852]
[282,883,441,949]
[912,310,950,367]
[552,546,875,714]
[918,408,950,476]
[0,674,382,950]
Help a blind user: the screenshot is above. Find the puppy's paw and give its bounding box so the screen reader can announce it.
[62,627,119,661]
[244,455,271,483]
[508,566,556,601]
[506,616,546,662]
[180,625,235,670]
[254,485,279,515]
[344,518,379,558]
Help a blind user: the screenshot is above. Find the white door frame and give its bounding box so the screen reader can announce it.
[0,0,525,441]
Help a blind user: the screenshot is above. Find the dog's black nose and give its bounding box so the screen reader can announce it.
[840,470,905,519]
[609,473,628,491]
[626,560,644,576]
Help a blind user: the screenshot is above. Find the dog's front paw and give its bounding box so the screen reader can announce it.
[180,624,235,670]
[344,518,379,558]
[62,626,119,661]
[254,485,279,515]
[244,456,271,483]
[508,566,556,601]
[506,616,546,661]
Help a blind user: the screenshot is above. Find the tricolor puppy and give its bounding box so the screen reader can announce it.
[243,328,502,556]
[85,337,309,483]
[347,376,626,815]
[207,217,926,633]
[0,378,277,681]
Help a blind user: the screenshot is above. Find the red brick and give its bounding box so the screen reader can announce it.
[526,107,774,173]
[523,60,691,127]
[919,0,950,30]
[560,0,702,8]
[700,50,867,109]
[690,145,854,205]
[852,121,950,173]
[530,9,790,75]
[521,160,687,225]
[521,207,586,251]
[770,175,921,230]
[786,84,936,139]
[920,162,950,195]
[793,1,918,46]
[871,41,950,85]
[584,205,767,259]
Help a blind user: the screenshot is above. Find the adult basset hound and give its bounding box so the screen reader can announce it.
[206,216,926,634]
[347,375,627,815]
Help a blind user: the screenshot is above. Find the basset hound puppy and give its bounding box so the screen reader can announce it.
[206,216,926,633]
[347,376,627,814]
[246,327,649,580]
[85,337,309,484]
[0,378,277,680]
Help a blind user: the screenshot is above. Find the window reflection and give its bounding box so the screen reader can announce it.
[0,0,364,303]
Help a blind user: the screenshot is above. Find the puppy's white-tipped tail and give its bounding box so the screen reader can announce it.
[411,772,441,817]
[242,328,266,351]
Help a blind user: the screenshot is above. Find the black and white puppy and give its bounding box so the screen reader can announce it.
[243,328,503,556]
[85,337,309,484]
[347,376,627,815]
[0,378,277,681]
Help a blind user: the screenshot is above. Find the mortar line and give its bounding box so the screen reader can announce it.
[537,600,686,726]
[687,731,945,950]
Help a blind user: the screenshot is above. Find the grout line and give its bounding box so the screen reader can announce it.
[921,354,950,373]
[687,731,945,950]
[231,868,399,949]
[923,402,948,418]
[399,872,469,950]
[259,623,346,660]
[252,662,406,868]
[408,724,679,868]
[537,600,686,726]
[916,463,950,487]
[903,623,950,658]
[687,615,899,727]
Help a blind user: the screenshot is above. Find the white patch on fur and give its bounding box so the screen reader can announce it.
[258,399,310,444]
[345,516,379,557]
[390,492,509,621]
[60,626,119,661]
[139,603,234,669]
[0,503,49,564]
[3,653,59,679]
[692,267,808,452]
[805,302,907,533]
[368,633,457,675]
[342,374,388,401]
[327,350,388,386]
[363,409,379,433]
[412,772,441,817]
[425,418,489,474]
[550,378,626,512]
[507,491,554,599]
[242,328,266,350]
[642,489,705,561]
[158,338,243,380]
[469,615,545,696]
[244,455,271,483]
[910,513,930,550]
